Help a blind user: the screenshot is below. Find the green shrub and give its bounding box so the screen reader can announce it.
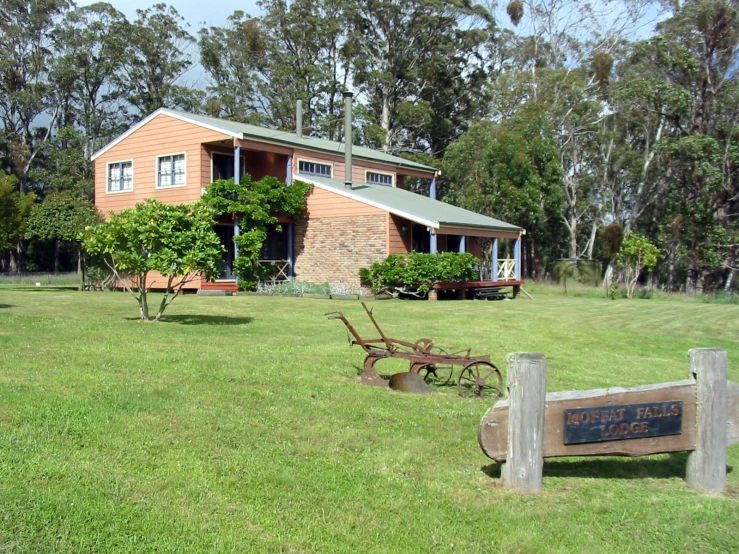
[359,252,480,296]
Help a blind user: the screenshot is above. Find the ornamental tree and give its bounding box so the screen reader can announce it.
[617,233,660,299]
[201,174,312,290]
[82,199,224,321]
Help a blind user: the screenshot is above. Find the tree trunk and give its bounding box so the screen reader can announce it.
[602,259,615,288]
[724,250,736,292]
[139,291,149,320]
[78,246,84,292]
[381,92,391,153]
[568,216,578,258]
[54,240,60,274]
[586,220,597,259]
[14,239,24,273]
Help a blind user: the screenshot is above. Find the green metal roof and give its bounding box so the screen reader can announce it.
[165,109,437,173]
[301,175,524,234]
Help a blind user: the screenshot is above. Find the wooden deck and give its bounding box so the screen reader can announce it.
[433,280,524,299]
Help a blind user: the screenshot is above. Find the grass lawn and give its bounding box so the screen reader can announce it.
[0,284,737,553]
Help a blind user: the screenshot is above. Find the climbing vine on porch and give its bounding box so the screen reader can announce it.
[201,175,312,289]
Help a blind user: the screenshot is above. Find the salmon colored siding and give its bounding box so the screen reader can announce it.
[94,113,230,214]
[304,186,384,219]
[388,214,411,254]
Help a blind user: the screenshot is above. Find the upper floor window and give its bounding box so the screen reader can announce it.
[157,153,186,188]
[298,160,332,178]
[107,160,133,193]
[366,171,393,186]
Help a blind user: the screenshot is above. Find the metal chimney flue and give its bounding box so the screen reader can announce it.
[296,99,303,138]
[344,91,353,189]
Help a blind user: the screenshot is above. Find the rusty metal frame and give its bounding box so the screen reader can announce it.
[326,303,502,397]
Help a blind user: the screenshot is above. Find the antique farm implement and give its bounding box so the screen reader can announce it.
[326,303,503,398]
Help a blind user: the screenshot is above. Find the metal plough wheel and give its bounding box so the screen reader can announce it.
[418,347,454,386]
[457,361,503,398]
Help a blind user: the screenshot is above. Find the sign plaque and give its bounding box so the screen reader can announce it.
[564,401,683,444]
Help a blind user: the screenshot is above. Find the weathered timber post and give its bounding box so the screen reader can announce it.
[686,348,728,493]
[501,353,547,493]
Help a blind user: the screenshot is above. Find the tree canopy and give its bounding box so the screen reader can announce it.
[1,0,738,293]
[82,199,224,320]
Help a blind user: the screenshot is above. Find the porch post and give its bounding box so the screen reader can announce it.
[458,236,466,253]
[514,235,522,280]
[234,145,241,182]
[232,145,242,280]
[428,175,438,254]
[286,155,294,277]
[492,238,498,282]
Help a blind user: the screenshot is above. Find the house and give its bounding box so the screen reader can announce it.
[92,98,525,294]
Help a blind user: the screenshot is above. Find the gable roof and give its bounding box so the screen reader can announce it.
[297,174,524,235]
[92,108,437,174]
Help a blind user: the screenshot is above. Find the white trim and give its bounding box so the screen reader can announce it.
[295,175,438,229]
[91,108,242,161]
[155,152,188,189]
[296,157,333,179]
[105,159,134,194]
[365,168,395,186]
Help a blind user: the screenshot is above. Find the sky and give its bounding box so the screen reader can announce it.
[76,0,262,30]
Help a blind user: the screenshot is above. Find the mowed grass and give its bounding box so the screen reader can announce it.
[0,285,737,553]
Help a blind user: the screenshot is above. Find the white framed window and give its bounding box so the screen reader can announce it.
[156,153,187,188]
[366,170,394,186]
[298,159,332,178]
[106,160,134,193]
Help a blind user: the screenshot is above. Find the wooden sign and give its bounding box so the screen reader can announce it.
[479,349,737,494]
[564,401,683,444]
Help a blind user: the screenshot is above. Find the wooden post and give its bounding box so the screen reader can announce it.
[491,238,498,282]
[286,155,293,186]
[501,353,547,493]
[686,348,728,493]
[514,236,522,280]
[234,145,241,182]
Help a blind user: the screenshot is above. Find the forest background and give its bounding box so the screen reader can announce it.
[1,0,737,293]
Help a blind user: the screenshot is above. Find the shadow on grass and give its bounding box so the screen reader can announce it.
[153,314,254,326]
[481,453,732,481]
[0,304,15,309]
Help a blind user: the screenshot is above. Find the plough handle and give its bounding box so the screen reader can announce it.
[362,302,390,345]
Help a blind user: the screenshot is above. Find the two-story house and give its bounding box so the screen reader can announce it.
[92,98,524,294]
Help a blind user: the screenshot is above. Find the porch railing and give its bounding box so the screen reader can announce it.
[497,259,517,281]
[477,258,518,282]
[257,259,290,284]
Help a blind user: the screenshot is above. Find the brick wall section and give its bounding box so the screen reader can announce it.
[294,214,387,291]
